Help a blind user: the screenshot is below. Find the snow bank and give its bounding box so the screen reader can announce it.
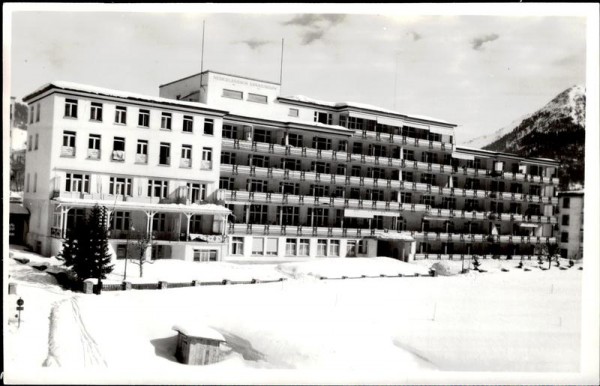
[277,257,431,279]
[106,259,285,284]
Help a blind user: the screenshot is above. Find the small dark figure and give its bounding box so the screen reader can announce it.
[569,259,575,268]
[472,255,481,271]
[517,261,524,269]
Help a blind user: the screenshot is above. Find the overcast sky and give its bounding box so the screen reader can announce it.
[6,5,588,143]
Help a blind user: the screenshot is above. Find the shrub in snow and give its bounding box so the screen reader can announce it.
[57,204,114,285]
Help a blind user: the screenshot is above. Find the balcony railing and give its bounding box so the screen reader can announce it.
[135,154,148,164]
[219,189,557,225]
[220,164,558,205]
[226,223,557,245]
[112,150,125,161]
[60,146,75,157]
[200,160,213,170]
[222,138,559,186]
[87,148,100,160]
[180,158,192,168]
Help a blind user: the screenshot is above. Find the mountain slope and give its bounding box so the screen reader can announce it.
[483,85,586,190]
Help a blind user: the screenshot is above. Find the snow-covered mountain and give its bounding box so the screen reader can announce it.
[469,85,586,190]
[462,113,532,149]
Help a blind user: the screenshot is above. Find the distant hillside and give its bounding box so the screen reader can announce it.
[483,86,586,190]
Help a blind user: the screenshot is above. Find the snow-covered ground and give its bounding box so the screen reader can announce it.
[3,246,595,384]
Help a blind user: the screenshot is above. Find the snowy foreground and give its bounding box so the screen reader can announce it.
[4,246,590,384]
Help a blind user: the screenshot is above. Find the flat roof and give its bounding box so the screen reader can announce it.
[159,69,281,88]
[278,95,456,127]
[22,81,229,115]
[455,146,560,165]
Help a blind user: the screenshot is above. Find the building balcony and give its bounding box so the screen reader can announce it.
[87,148,100,160]
[200,160,213,170]
[222,138,560,186]
[60,146,75,157]
[221,164,558,205]
[218,189,557,225]
[112,150,125,162]
[180,158,192,168]
[135,154,148,164]
[353,130,452,152]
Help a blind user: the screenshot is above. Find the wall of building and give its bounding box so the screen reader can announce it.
[558,194,584,259]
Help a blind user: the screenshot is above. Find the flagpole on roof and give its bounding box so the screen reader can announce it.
[279,38,285,87]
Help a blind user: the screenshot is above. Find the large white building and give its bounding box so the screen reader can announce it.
[21,70,560,262]
[557,191,584,260]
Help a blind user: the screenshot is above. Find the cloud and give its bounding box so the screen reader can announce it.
[282,14,346,45]
[407,31,422,41]
[238,39,273,50]
[471,33,500,50]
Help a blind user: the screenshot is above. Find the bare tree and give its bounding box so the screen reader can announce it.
[131,232,154,278]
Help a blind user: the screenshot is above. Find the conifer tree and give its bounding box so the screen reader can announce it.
[57,228,80,268]
[86,204,114,280]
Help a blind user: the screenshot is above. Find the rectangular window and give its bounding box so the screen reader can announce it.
[90,102,103,121]
[288,108,299,117]
[28,136,32,151]
[109,177,133,196]
[26,174,30,192]
[181,145,192,168]
[30,105,35,124]
[298,239,310,256]
[159,143,171,165]
[148,179,168,198]
[223,125,237,139]
[65,99,78,118]
[222,89,243,100]
[279,206,299,226]
[329,240,340,256]
[285,238,297,256]
[161,112,172,130]
[314,111,333,125]
[187,182,206,203]
[317,240,327,256]
[201,147,212,169]
[183,115,194,132]
[204,118,214,135]
[562,215,569,226]
[138,109,150,127]
[65,173,90,193]
[251,155,270,168]
[189,215,203,233]
[288,133,303,147]
[219,177,235,190]
[136,140,148,164]
[312,137,332,150]
[346,240,357,257]
[33,173,37,193]
[61,131,76,156]
[88,134,101,159]
[562,197,570,209]
[252,238,264,256]
[248,93,268,104]
[561,232,569,243]
[36,103,41,122]
[115,106,127,124]
[231,237,244,255]
[351,165,362,177]
[247,204,268,224]
[358,240,368,254]
[221,152,236,165]
[152,213,167,232]
[266,238,278,256]
[112,137,125,161]
[193,249,218,262]
[35,134,39,150]
[112,211,131,231]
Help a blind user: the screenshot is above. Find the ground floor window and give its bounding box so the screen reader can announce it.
[329,240,340,256]
[358,240,368,254]
[116,244,128,259]
[346,240,357,257]
[317,239,327,256]
[194,249,217,262]
[298,239,310,256]
[285,238,297,256]
[231,237,244,255]
[252,238,264,256]
[266,238,278,256]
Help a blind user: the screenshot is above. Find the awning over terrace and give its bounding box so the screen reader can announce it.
[373,231,415,241]
[52,197,231,215]
[451,152,475,161]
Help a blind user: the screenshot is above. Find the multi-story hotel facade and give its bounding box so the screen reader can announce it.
[21,70,560,262]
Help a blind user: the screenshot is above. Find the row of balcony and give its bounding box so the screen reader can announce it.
[51,191,206,206]
[61,146,213,169]
[222,139,560,185]
[51,227,225,243]
[227,223,557,245]
[221,164,559,205]
[219,190,558,224]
